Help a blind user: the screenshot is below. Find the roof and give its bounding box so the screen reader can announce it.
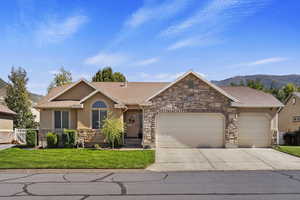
[0,104,16,115]
[221,86,284,108]
[293,92,300,99]
[36,76,283,109]
[278,92,300,113]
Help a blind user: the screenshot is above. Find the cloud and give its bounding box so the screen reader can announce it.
[245,57,289,66]
[134,57,160,66]
[161,0,270,37]
[84,52,130,66]
[167,36,222,50]
[35,14,88,44]
[135,71,205,82]
[125,0,191,28]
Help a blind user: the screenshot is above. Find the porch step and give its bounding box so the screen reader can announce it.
[124,138,142,148]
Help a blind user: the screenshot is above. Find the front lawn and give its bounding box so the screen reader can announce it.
[0,148,155,169]
[275,146,300,157]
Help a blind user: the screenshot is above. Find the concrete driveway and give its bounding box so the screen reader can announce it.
[147,148,300,171]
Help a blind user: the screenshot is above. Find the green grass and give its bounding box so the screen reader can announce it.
[275,146,300,157]
[0,148,155,169]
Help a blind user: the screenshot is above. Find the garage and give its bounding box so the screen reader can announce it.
[238,113,271,147]
[156,113,224,148]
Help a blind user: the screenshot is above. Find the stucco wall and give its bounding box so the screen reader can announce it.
[39,109,77,129]
[56,82,95,101]
[77,92,123,129]
[0,114,14,130]
[279,96,300,132]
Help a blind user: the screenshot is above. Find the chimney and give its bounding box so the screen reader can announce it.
[121,81,128,88]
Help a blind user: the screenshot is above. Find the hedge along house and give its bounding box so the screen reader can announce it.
[36,71,283,148]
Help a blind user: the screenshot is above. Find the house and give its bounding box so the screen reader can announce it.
[0,104,16,143]
[278,92,300,133]
[0,86,41,123]
[36,71,283,148]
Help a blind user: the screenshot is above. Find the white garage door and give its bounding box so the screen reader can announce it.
[157,113,224,148]
[238,113,271,148]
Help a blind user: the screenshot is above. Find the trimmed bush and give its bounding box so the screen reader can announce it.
[46,132,58,148]
[26,130,37,147]
[62,129,76,148]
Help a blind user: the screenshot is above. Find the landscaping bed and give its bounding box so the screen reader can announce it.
[0,148,155,169]
[275,146,300,157]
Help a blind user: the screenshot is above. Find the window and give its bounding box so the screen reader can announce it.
[293,116,300,122]
[54,111,69,129]
[187,80,194,89]
[92,101,108,129]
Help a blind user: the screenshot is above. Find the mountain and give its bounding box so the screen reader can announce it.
[0,78,43,103]
[213,74,300,89]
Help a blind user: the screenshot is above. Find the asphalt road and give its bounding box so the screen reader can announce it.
[1,170,300,199]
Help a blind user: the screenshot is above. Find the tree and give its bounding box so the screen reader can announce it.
[246,79,265,91]
[282,83,297,101]
[48,67,72,92]
[5,67,36,128]
[92,67,126,82]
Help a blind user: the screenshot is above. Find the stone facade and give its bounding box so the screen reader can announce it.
[142,74,238,148]
[77,129,106,147]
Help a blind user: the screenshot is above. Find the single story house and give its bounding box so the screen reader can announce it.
[36,71,283,148]
[278,92,300,133]
[0,104,16,143]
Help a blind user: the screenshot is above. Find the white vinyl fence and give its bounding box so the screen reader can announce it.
[13,129,27,144]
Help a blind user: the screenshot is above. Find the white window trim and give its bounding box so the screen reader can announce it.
[90,100,109,130]
[52,110,71,129]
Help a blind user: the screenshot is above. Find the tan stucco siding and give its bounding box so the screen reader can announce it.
[279,97,300,132]
[77,93,123,129]
[39,109,77,130]
[0,114,14,130]
[56,82,95,101]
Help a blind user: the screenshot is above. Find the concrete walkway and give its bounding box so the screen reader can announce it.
[0,144,15,150]
[148,148,300,171]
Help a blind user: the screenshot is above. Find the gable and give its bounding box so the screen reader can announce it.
[154,73,230,103]
[147,71,238,102]
[55,81,95,101]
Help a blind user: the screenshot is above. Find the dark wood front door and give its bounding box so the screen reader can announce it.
[125,110,142,138]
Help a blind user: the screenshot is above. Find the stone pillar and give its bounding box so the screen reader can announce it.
[142,108,154,148]
[225,113,239,148]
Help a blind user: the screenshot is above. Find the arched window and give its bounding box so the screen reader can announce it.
[92,101,108,129]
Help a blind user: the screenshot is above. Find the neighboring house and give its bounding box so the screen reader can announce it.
[278,92,300,133]
[36,71,283,148]
[0,86,40,123]
[0,104,16,143]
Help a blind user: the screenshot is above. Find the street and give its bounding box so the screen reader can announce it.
[0,170,300,199]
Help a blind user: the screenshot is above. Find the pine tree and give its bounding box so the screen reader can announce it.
[5,67,36,128]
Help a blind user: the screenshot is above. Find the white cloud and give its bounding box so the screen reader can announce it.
[84,52,130,66]
[167,36,222,50]
[161,0,270,37]
[135,71,205,82]
[35,14,88,44]
[245,57,289,66]
[134,57,160,66]
[125,0,191,28]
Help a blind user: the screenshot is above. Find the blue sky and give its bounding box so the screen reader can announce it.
[0,0,299,95]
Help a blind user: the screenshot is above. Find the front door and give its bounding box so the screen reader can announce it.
[125,110,142,138]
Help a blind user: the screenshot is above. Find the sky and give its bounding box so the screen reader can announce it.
[0,0,299,95]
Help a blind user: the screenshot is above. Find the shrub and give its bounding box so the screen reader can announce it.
[101,116,124,149]
[46,132,58,148]
[26,130,37,147]
[94,144,101,149]
[283,132,296,145]
[62,129,76,148]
